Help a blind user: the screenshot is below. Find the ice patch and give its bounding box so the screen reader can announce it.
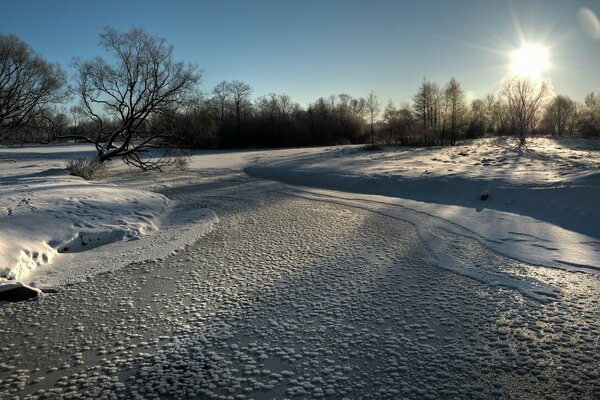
[419,228,560,302]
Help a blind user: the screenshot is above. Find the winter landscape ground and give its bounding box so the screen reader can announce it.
[1,137,600,399]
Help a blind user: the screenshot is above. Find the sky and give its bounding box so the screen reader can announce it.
[1,0,599,106]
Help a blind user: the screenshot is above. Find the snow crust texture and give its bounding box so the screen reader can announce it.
[1,173,599,399]
[246,137,600,276]
[1,139,599,399]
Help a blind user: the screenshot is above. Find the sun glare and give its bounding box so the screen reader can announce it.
[510,43,550,79]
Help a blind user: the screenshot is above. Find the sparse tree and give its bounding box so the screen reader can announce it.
[413,79,441,145]
[500,76,553,147]
[542,95,577,136]
[228,80,253,134]
[277,93,296,120]
[396,103,417,145]
[69,27,201,170]
[382,99,396,144]
[577,92,600,137]
[365,91,380,147]
[212,80,232,130]
[470,99,487,139]
[256,93,279,129]
[444,78,467,146]
[0,34,67,140]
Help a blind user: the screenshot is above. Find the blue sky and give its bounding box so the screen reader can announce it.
[1,0,599,106]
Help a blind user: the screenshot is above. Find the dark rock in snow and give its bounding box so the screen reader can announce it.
[480,191,490,201]
[0,282,42,302]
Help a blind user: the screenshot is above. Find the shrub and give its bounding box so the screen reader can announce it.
[65,157,108,180]
[172,155,190,171]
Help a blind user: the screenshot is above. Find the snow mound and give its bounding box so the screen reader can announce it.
[0,154,218,289]
[0,181,167,281]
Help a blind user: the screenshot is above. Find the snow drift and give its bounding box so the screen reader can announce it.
[1,147,217,289]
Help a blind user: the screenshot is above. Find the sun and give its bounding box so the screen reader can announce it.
[510,42,550,79]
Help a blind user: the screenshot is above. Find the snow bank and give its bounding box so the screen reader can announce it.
[0,147,217,289]
[246,137,600,277]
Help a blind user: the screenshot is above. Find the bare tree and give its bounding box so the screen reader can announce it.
[68,27,201,170]
[470,99,487,138]
[413,79,441,145]
[0,34,66,140]
[277,93,297,120]
[577,92,600,137]
[365,91,380,147]
[228,80,253,134]
[256,93,278,128]
[382,99,396,144]
[542,95,577,136]
[500,76,552,147]
[444,78,467,146]
[211,80,232,130]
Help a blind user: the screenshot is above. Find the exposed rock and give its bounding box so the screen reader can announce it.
[480,191,490,201]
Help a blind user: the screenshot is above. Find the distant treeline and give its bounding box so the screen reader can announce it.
[12,83,599,149]
[2,31,600,151]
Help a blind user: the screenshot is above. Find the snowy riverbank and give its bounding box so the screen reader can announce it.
[2,136,599,294]
[246,137,600,276]
[0,146,217,290]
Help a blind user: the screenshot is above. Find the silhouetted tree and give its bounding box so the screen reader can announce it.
[229,80,253,136]
[576,92,600,137]
[542,95,577,136]
[154,96,218,149]
[500,76,552,147]
[0,34,67,140]
[443,78,467,145]
[69,27,201,170]
[211,80,232,137]
[469,99,487,139]
[365,91,380,147]
[382,99,397,144]
[413,79,441,145]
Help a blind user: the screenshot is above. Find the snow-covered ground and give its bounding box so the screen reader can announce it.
[0,145,217,290]
[2,137,599,293]
[1,137,599,399]
[246,137,600,278]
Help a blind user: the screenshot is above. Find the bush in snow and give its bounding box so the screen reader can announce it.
[65,157,108,180]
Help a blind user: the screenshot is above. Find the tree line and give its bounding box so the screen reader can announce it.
[1,28,599,169]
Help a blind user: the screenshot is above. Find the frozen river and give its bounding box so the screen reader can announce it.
[1,167,599,399]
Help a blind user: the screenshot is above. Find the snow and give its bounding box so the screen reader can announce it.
[0,145,217,289]
[2,136,598,295]
[245,137,600,280]
[1,137,600,398]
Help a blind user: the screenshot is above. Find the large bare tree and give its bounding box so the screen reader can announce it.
[0,34,66,140]
[69,27,201,170]
[500,76,552,147]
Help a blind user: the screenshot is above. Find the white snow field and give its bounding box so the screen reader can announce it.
[0,137,599,399]
[0,145,217,289]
